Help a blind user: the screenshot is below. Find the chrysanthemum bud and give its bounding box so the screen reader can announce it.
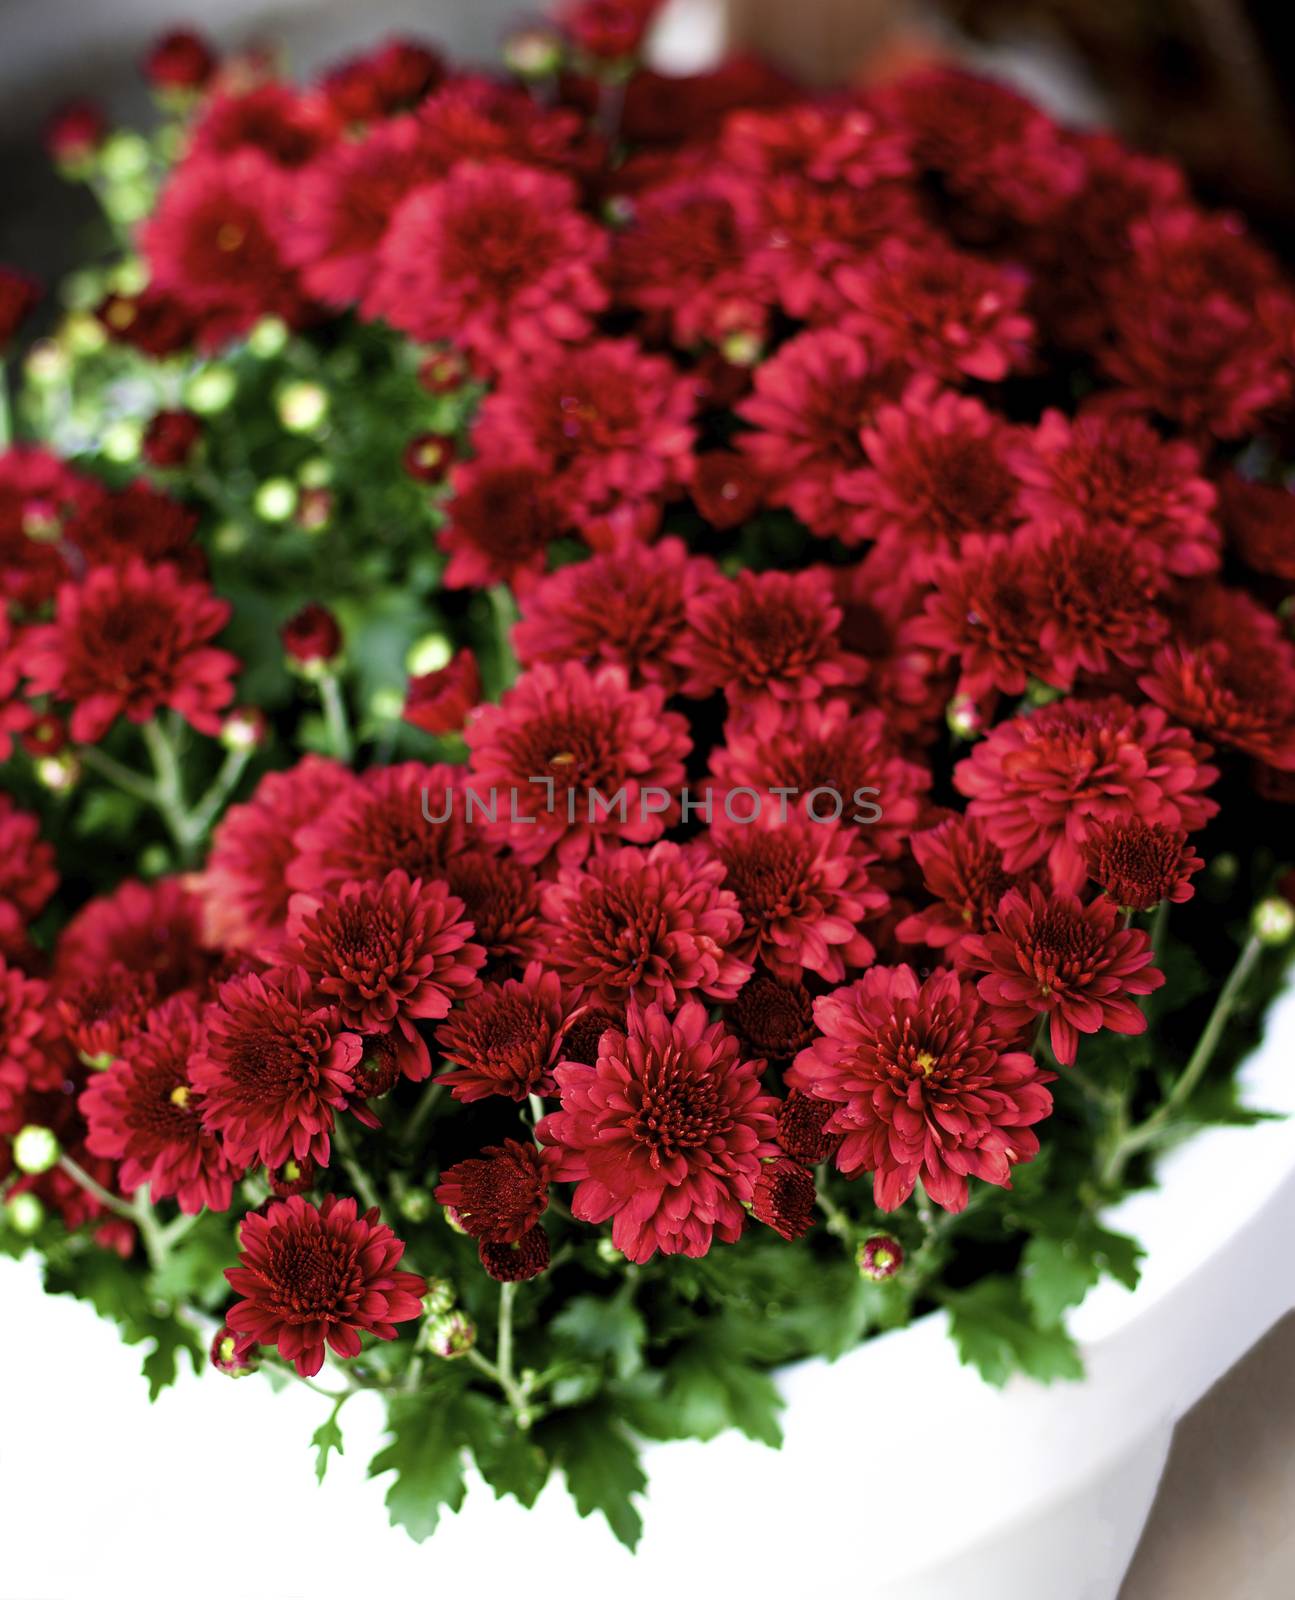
[417,348,470,395]
[142,409,203,468]
[946,696,983,740]
[276,380,329,433]
[369,686,405,722]
[99,131,150,183]
[442,1205,469,1236]
[479,1225,551,1282]
[255,477,298,523]
[857,1235,904,1281]
[406,632,454,677]
[184,366,237,415]
[297,487,334,533]
[1253,897,1295,947]
[210,1327,258,1376]
[4,1192,45,1235]
[26,339,69,386]
[12,1125,61,1175]
[220,707,267,752]
[267,1155,316,1197]
[399,1188,433,1223]
[101,419,143,463]
[35,752,80,793]
[423,1310,476,1358]
[751,1159,816,1241]
[281,603,341,671]
[422,1279,455,1317]
[45,99,107,173]
[402,432,455,483]
[504,23,566,77]
[247,317,289,358]
[63,311,108,356]
[596,1235,622,1265]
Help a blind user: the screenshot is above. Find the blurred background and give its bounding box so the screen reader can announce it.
[1,0,1293,1593]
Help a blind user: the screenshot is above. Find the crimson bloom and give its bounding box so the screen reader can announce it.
[963,885,1164,1065]
[0,959,48,1122]
[434,1138,552,1241]
[404,649,481,735]
[538,1000,778,1263]
[80,997,240,1214]
[541,841,751,1008]
[1082,819,1205,911]
[751,1159,816,1241]
[283,869,484,1079]
[143,28,217,91]
[788,966,1054,1211]
[225,1193,426,1377]
[895,815,1036,959]
[23,560,237,743]
[0,268,40,349]
[729,975,816,1063]
[320,38,444,122]
[191,967,362,1169]
[435,962,574,1103]
[438,455,569,591]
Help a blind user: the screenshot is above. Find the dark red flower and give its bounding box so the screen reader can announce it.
[225,1193,426,1377]
[736,328,899,542]
[210,1326,258,1375]
[268,1153,317,1197]
[190,967,362,1169]
[23,560,236,742]
[0,267,41,349]
[284,869,484,1079]
[143,29,217,92]
[1217,474,1295,581]
[955,697,1219,891]
[55,963,158,1066]
[189,84,341,169]
[402,433,455,483]
[63,481,202,575]
[677,568,865,709]
[561,0,661,59]
[775,1088,841,1165]
[320,39,445,123]
[198,756,349,952]
[0,444,87,609]
[80,997,240,1214]
[404,649,480,735]
[1013,409,1219,576]
[895,815,1035,959]
[1082,819,1205,911]
[0,794,58,924]
[752,1158,816,1240]
[434,1138,551,1241]
[281,603,342,666]
[464,661,692,867]
[541,841,751,1008]
[840,379,1024,577]
[142,410,203,468]
[690,450,764,530]
[729,975,815,1063]
[0,958,48,1123]
[45,100,107,166]
[706,808,887,984]
[557,1004,621,1066]
[788,966,1054,1211]
[539,999,778,1262]
[479,1226,550,1281]
[367,160,608,368]
[438,455,568,591]
[513,536,716,694]
[441,852,544,971]
[95,286,199,358]
[964,885,1164,1065]
[435,962,574,1103]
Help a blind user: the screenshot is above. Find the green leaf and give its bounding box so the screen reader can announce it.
[471,1422,550,1509]
[536,1403,646,1550]
[368,1390,472,1541]
[944,1279,1085,1387]
[549,1289,646,1380]
[138,1316,203,1401]
[627,1332,783,1447]
[311,1410,345,1484]
[1022,1236,1101,1326]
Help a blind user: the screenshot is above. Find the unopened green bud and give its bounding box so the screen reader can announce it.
[27,340,70,386]
[442,1205,468,1236]
[100,131,150,182]
[4,1192,45,1236]
[946,697,983,741]
[423,1310,475,1359]
[254,478,298,523]
[13,1125,61,1176]
[399,1188,433,1224]
[406,632,454,677]
[276,380,329,433]
[422,1279,455,1317]
[857,1234,904,1282]
[185,366,237,415]
[369,687,405,723]
[101,418,143,463]
[247,317,289,358]
[596,1236,622,1265]
[35,752,80,793]
[63,310,108,355]
[1253,897,1295,947]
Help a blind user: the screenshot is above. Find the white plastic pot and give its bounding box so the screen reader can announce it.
[3,980,1292,1599]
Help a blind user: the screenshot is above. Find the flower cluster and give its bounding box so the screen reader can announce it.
[2,8,1294,1550]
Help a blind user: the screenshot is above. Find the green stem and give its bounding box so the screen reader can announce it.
[401,1081,443,1152]
[317,671,354,764]
[58,1154,137,1224]
[464,1281,532,1423]
[57,1155,168,1269]
[186,743,254,839]
[332,1120,382,1214]
[487,584,519,693]
[142,717,198,863]
[78,744,160,805]
[814,1166,854,1240]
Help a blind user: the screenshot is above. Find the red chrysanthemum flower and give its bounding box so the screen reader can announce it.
[55,962,159,1066]
[0,958,48,1121]
[729,974,816,1063]
[80,997,240,1214]
[557,1004,621,1066]
[1139,586,1295,770]
[1013,409,1220,576]
[142,28,217,91]
[541,841,752,1009]
[284,869,484,1080]
[963,886,1164,1065]
[538,999,778,1262]
[709,697,929,859]
[225,1193,426,1377]
[62,479,202,577]
[1218,474,1295,582]
[464,661,692,866]
[561,0,661,59]
[788,965,1054,1211]
[438,454,569,592]
[0,445,92,610]
[55,877,216,1000]
[268,1153,318,1198]
[751,1157,816,1241]
[676,567,865,708]
[775,1088,841,1165]
[198,756,349,952]
[479,1226,551,1282]
[141,150,308,345]
[895,815,1037,959]
[471,338,696,523]
[706,808,887,984]
[191,967,362,1169]
[838,237,1033,383]
[720,101,911,189]
[95,285,199,359]
[366,160,608,368]
[286,114,432,306]
[1082,819,1205,911]
[906,534,1050,700]
[0,266,41,349]
[320,38,444,123]
[288,761,471,898]
[955,697,1219,891]
[23,560,237,743]
[433,1138,552,1241]
[440,852,544,972]
[141,409,203,469]
[839,379,1024,577]
[736,328,900,541]
[45,98,107,166]
[415,79,595,175]
[690,450,764,530]
[189,84,341,168]
[403,649,481,735]
[1099,206,1295,439]
[435,961,574,1103]
[0,794,58,924]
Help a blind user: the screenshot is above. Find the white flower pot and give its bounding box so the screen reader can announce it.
[3,980,1292,1599]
